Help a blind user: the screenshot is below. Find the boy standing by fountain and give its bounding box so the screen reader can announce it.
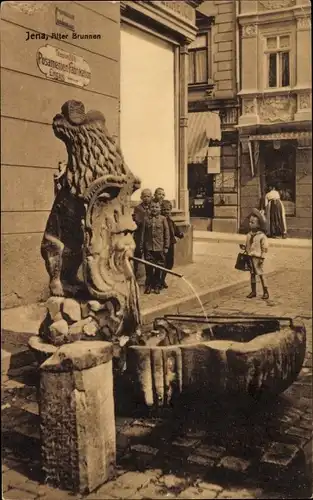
[153,187,166,204]
[160,200,184,289]
[132,189,152,279]
[241,208,269,300]
[140,200,170,294]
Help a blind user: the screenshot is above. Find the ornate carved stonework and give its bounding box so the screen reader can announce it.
[6,1,49,13]
[297,17,312,30]
[258,95,296,123]
[299,92,312,110]
[242,24,257,38]
[39,100,142,348]
[243,99,256,115]
[258,0,295,10]
[220,108,238,125]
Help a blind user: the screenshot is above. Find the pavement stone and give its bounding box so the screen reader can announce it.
[178,486,218,498]
[217,456,252,473]
[1,242,312,499]
[3,489,36,500]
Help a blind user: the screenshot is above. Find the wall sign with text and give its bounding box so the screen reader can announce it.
[37,45,91,87]
[55,7,75,32]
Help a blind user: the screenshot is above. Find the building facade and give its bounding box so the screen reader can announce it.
[1,1,201,309]
[237,0,312,237]
[120,0,201,265]
[1,1,121,309]
[187,0,240,233]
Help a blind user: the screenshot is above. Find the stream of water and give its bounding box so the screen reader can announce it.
[181,276,209,323]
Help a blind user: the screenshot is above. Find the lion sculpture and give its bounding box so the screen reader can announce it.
[39,100,142,348]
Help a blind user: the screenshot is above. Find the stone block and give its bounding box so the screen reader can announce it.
[175,223,193,266]
[214,90,236,99]
[218,61,232,72]
[222,155,237,169]
[217,455,251,473]
[260,442,299,468]
[216,12,233,23]
[214,32,233,43]
[214,206,237,218]
[218,81,233,91]
[39,341,115,493]
[218,41,232,52]
[187,454,215,467]
[214,193,238,206]
[218,22,234,33]
[214,70,233,81]
[179,487,217,499]
[217,2,233,14]
[197,482,223,493]
[296,207,312,218]
[214,51,232,62]
[212,218,238,233]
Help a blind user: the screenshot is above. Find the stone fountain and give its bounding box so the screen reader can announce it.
[29,100,144,494]
[29,100,306,495]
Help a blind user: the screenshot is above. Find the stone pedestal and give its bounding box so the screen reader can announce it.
[39,341,116,494]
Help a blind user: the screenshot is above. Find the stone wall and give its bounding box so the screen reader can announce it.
[211,0,236,100]
[289,147,312,238]
[1,2,120,308]
[213,140,238,233]
[239,151,261,233]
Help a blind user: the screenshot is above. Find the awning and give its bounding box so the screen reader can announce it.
[242,130,312,178]
[246,131,312,141]
[188,111,221,172]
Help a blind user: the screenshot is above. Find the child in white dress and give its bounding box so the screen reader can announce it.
[241,209,269,300]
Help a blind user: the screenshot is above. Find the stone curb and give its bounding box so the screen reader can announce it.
[140,269,285,326]
[194,231,312,250]
[1,269,286,377]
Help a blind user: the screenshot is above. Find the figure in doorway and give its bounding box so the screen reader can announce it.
[264,185,287,238]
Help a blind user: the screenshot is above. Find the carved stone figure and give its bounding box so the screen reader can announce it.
[258,0,295,10]
[258,95,296,123]
[39,100,142,347]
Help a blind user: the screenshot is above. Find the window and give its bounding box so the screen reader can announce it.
[188,33,209,84]
[265,35,290,88]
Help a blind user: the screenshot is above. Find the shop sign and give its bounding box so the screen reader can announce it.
[37,45,91,87]
[151,1,195,25]
[55,7,75,32]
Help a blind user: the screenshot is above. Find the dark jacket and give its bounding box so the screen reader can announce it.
[166,217,184,246]
[140,215,170,252]
[133,203,150,246]
[133,203,150,226]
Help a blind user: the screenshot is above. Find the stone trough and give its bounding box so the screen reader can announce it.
[126,315,306,408]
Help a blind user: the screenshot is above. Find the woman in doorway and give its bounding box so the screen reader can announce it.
[264,185,287,238]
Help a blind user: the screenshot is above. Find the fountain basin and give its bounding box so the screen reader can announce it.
[126,316,306,407]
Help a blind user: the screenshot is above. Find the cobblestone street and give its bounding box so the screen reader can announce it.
[2,242,312,500]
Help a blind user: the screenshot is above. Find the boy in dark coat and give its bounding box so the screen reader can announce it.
[132,189,152,279]
[160,200,184,288]
[140,201,170,294]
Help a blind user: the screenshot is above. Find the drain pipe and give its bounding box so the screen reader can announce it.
[235,0,241,233]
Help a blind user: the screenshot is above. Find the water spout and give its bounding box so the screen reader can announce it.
[129,256,183,278]
[130,256,211,334]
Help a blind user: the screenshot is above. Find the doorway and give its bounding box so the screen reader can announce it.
[261,140,296,216]
[188,163,214,227]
